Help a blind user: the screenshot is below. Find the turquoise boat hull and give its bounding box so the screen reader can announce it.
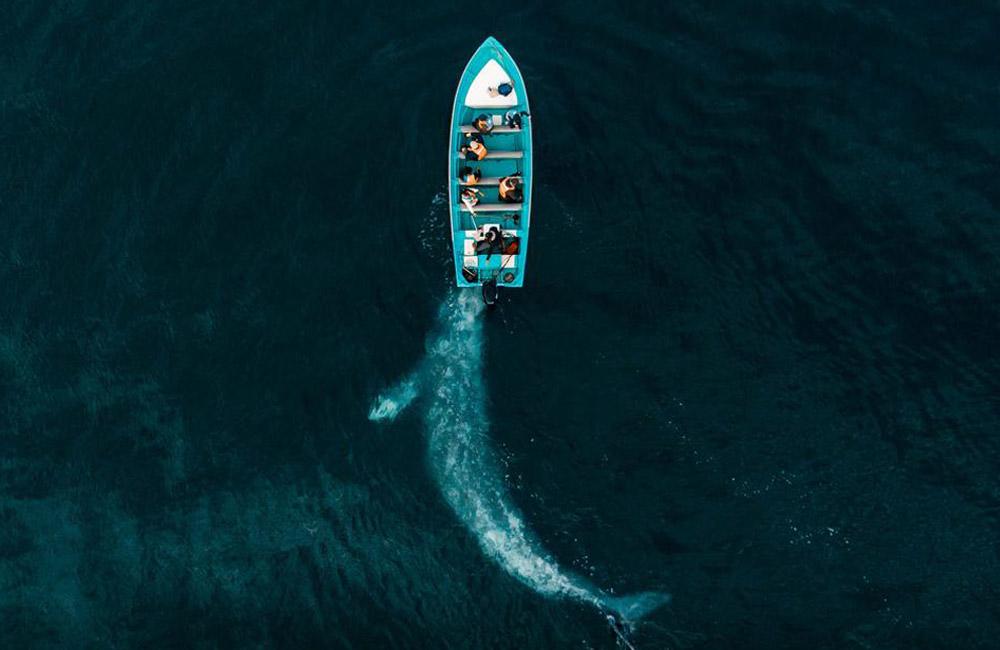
[449,37,531,290]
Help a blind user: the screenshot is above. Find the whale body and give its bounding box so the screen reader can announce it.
[369,291,668,624]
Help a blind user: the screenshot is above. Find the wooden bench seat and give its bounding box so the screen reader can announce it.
[460,203,523,212]
[460,125,521,134]
[459,176,503,186]
[457,150,523,160]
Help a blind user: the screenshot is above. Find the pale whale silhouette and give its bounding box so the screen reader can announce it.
[369,291,669,628]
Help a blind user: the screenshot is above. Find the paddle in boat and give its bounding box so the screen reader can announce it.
[449,37,531,304]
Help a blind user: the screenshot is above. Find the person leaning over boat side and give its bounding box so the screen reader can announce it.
[461,133,487,161]
[459,166,482,185]
[498,173,523,203]
[460,187,483,213]
[473,114,493,134]
[503,110,529,130]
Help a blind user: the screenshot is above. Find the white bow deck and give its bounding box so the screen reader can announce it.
[464,59,519,108]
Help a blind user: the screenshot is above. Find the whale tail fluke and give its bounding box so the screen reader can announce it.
[603,590,671,623]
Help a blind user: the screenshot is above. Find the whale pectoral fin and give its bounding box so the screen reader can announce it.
[603,590,671,623]
[368,374,421,423]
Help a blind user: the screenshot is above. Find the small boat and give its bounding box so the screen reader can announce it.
[449,37,531,302]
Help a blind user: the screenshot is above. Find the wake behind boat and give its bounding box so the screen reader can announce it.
[449,37,532,303]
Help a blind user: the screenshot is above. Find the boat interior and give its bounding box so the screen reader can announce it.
[451,38,531,286]
[453,55,529,287]
[455,106,527,282]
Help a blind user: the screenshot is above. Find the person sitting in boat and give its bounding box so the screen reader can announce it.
[473,114,493,134]
[498,173,523,203]
[488,82,514,98]
[475,226,504,260]
[460,133,488,161]
[459,166,482,185]
[460,187,483,212]
[503,110,529,130]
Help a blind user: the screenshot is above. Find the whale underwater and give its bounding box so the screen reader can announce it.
[369,291,669,637]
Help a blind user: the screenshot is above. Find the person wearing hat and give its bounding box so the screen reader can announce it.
[488,82,514,98]
[473,114,493,134]
[459,166,482,185]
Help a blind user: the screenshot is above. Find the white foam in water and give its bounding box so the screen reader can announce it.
[370,290,669,626]
[367,377,418,422]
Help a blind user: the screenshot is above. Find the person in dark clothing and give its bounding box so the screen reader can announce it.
[488,82,514,97]
[459,166,482,185]
[475,226,505,260]
[460,132,487,161]
[503,110,529,130]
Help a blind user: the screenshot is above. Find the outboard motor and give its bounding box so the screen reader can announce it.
[481,279,498,306]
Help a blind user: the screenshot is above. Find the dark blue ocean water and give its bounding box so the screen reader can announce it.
[2,1,1000,648]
